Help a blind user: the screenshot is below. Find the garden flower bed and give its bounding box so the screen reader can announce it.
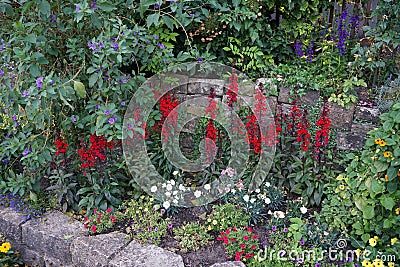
[1,0,399,266]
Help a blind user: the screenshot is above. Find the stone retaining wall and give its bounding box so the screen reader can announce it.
[175,78,381,151]
[0,207,245,267]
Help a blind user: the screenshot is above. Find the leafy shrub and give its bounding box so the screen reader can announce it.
[206,202,249,232]
[84,207,124,235]
[218,226,259,262]
[124,195,171,246]
[173,222,212,253]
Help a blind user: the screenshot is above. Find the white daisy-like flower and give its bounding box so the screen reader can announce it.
[204,184,211,190]
[178,184,185,191]
[173,170,179,176]
[300,206,308,214]
[165,191,171,197]
[170,179,176,186]
[162,183,166,188]
[265,197,271,204]
[273,210,285,219]
[173,199,178,204]
[255,189,260,193]
[163,201,170,209]
[166,184,173,191]
[194,190,202,198]
[231,189,236,194]
[250,198,256,204]
[243,194,250,202]
[265,182,271,187]
[150,186,157,193]
[172,190,178,195]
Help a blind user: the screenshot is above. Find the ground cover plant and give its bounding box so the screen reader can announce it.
[0,0,399,266]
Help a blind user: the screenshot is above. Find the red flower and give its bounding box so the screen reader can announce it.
[252,235,259,240]
[250,245,256,250]
[106,208,112,213]
[240,244,246,249]
[243,236,249,241]
[235,252,241,261]
[91,225,97,233]
[110,215,116,223]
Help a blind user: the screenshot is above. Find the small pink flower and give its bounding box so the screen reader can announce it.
[243,236,249,241]
[106,208,112,213]
[110,215,116,223]
[91,225,97,233]
[93,209,98,214]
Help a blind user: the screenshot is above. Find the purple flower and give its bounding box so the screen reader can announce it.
[148,238,152,243]
[167,223,173,228]
[22,148,31,157]
[299,238,305,246]
[50,80,54,85]
[108,117,116,124]
[0,69,4,76]
[283,228,288,232]
[295,42,304,57]
[337,8,349,55]
[49,14,57,23]
[0,39,4,51]
[306,41,314,63]
[94,104,99,110]
[10,99,14,103]
[75,5,81,11]
[271,226,277,232]
[105,109,111,116]
[36,77,44,89]
[315,263,321,267]
[22,90,30,97]
[90,0,96,9]
[157,42,165,49]
[127,123,133,130]
[154,4,160,8]
[197,57,203,62]
[154,35,159,40]
[154,227,158,232]
[113,43,119,51]
[120,101,126,106]
[71,117,77,122]
[120,77,127,84]
[133,31,138,36]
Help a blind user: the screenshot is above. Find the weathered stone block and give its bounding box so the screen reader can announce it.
[19,246,44,267]
[278,87,320,106]
[108,240,184,267]
[187,79,226,96]
[210,262,246,267]
[0,207,25,250]
[354,106,381,123]
[71,232,129,267]
[336,132,366,151]
[327,102,355,131]
[22,210,86,266]
[351,123,376,135]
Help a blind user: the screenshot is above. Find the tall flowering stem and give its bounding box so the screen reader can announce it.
[314,101,331,169]
[205,88,218,163]
[337,7,349,55]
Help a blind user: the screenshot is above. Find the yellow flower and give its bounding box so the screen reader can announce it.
[396,207,400,215]
[279,6,285,12]
[207,225,212,231]
[391,237,398,245]
[374,138,381,144]
[356,249,362,256]
[384,151,392,158]
[212,219,217,225]
[379,140,386,146]
[374,236,378,240]
[385,174,389,182]
[368,237,377,247]
[373,259,384,267]
[354,54,361,59]
[367,57,373,62]
[388,262,395,267]
[362,259,372,267]
[339,184,345,190]
[0,242,11,253]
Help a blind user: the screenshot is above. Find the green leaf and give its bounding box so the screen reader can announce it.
[39,0,51,16]
[387,166,397,181]
[380,196,395,210]
[362,205,375,219]
[354,197,367,211]
[74,81,86,98]
[383,219,392,229]
[146,13,160,28]
[374,161,388,172]
[88,73,98,88]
